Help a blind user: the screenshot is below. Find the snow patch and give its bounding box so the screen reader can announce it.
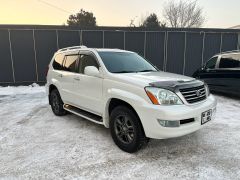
[0,85,240,179]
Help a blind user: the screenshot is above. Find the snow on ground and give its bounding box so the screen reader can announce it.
[0,85,240,179]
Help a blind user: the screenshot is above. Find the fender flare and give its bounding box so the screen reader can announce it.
[103,88,146,128]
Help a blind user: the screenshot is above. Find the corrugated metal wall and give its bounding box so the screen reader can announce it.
[145,32,165,70]
[0,30,14,83]
[104,31,124,49]
[10,30,37,82]
[0,27,239,85]
[185,32,203,76]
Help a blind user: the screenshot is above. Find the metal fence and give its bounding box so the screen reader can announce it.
[0,26,239,85]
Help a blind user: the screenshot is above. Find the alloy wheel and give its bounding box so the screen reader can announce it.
[114,115,135,144]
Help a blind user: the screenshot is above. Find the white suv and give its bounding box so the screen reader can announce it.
[46,46,217,153]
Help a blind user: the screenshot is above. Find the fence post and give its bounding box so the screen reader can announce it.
[220,33,223,53]
[238,33,240,50]
[8,29,15,83]
[163,31,166,71]
[144,31,147,58]
[32,29,39,82]
[56,30,59,49]
[79,30,82,45]
[164,31,169,71]
[123,31,126,50]
[102,31,105,48]
[201,32,205,66]
[183,32,187,75]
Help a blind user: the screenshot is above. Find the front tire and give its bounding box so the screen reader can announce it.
[110,106,148,153]
[49,89,67,116]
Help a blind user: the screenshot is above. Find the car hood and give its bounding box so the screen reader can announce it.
[111,71,196,88]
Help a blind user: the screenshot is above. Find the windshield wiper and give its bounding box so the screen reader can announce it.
[137,69,157,72]
[112,70,137,73]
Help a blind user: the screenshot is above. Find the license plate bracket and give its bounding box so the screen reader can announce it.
[201,109,212,125]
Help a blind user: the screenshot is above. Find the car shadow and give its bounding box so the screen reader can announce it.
[66,112,207,157]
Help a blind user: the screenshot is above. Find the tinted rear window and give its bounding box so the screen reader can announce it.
[219,54,240,68]
[52,53,64,70]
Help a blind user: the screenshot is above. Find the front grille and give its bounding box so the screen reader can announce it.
[179,85,206,104]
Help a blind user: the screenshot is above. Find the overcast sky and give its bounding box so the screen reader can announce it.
[1,0,239,28]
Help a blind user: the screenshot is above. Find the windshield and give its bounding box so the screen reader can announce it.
[98,51,157,73]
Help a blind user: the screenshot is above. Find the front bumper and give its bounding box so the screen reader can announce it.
[136,94,217,139]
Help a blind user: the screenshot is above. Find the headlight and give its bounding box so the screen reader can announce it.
[145,87,183,105]
[205,83,210,96]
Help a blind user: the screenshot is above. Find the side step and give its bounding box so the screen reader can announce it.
[63,104,103,124]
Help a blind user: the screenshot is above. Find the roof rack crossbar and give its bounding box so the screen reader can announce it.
[58,45,87,52]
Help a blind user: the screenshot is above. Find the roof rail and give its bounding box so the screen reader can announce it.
[57,45,87,52]
[220,49,240,54]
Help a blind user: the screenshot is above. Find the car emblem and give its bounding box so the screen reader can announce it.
[196,90,202,97]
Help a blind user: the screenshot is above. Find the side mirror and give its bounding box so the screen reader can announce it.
[84,66,100,77]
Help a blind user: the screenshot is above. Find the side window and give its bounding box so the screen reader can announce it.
[52,54,64,70]
[63,55,79,72]
[219,54,240,69]
[78,54,99,74]
[205,57,218,69]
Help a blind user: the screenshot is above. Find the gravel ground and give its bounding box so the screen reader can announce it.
[0,85,240,180]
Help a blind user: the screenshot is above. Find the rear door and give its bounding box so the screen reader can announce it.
[60,54,80,103]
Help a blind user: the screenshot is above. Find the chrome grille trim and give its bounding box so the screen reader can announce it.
[179,85,207,104]
[186,94,206,100]
[181,88,205,94]
[184,92,205,98]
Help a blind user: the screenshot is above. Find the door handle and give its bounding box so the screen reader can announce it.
[58,74,63,77]
[74,77,80,81]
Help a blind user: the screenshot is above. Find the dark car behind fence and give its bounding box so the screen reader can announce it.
[0,25,239,86]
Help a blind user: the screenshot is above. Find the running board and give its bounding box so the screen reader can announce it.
[63,104,103,124]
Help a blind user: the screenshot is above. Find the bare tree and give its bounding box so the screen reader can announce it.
[163,0,205,28]
[129,16,138,27]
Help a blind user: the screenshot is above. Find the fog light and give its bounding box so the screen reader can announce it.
[158,120,180,127]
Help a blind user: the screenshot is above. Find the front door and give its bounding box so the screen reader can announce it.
[72,52,103,115]
[198,56,219,91]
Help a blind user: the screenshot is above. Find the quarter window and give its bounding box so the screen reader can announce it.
[52,53,64,70]
[205,57,218,69]
[219,54,240,69]
[63,55,79,72]
[78,54,99,74]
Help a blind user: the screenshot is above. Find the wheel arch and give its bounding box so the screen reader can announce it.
[105,98,146,137]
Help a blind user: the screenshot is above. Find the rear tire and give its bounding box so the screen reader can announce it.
[110,106,149,153]
[49,89,67,116]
